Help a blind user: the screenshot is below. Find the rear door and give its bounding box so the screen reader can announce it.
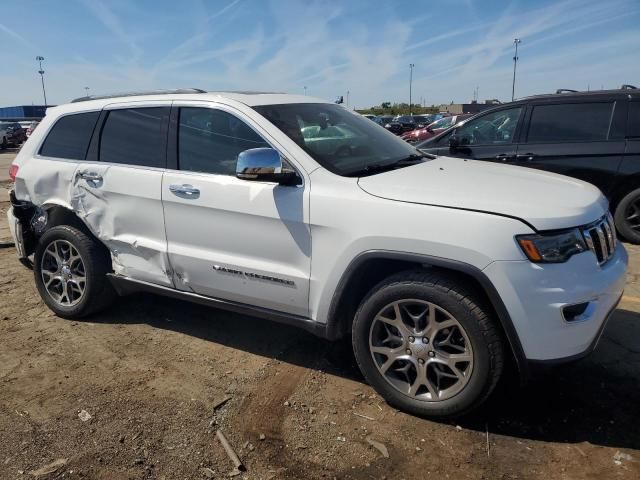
[440,106,524,162]
[161,102,311,316]
[513,99,625,196]
[74,103,173,286]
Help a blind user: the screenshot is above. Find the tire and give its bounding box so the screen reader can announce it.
[1,137,7,150]
[352,270,504,418]
[614,188,640,244]
[34,225,115,318]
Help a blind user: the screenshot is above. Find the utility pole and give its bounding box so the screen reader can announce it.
[409,63,415,115]
[511,38,521,102]
[346,90,350,109]
[36,56,47,106]
[303,86,307,96]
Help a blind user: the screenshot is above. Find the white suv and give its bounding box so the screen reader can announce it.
[7,90,628,418]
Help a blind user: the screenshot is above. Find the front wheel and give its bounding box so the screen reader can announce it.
[34,225,115,318]
[352,271,504,418]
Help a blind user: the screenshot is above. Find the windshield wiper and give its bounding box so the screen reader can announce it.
[347,153,428,177]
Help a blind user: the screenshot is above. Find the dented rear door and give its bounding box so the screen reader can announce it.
[73,103,174,287]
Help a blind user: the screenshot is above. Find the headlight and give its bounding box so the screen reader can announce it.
[517,229,587,263]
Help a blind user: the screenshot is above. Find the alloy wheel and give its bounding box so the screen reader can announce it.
[624,199,640,231]
[40,239,87,306]
[368,299,473,401]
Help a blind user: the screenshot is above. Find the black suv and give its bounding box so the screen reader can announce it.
[418,86,640,242]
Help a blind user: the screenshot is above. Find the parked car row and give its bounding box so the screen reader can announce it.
[366,113,450,135]
[401,114,473,143]
[0,121,38,149]
[0,122,26,148]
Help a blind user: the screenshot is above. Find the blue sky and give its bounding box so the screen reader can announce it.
[1,0,639,108]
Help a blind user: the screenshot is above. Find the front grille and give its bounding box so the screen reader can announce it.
[582,213,616,265]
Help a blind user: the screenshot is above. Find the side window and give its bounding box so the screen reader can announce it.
[527,102,613,143]
[628,102,640,138]
[39,112,100,160]
[178,107,269,175]
[99,108,167,167]
[455,107,522,145]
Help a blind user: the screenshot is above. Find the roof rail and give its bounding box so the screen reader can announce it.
[71,88,207,103]
[621,84,638,90]
[555,89,579,94]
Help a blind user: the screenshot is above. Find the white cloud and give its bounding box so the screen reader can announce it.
[79,0,143,63]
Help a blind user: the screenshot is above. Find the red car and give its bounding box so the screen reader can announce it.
[401,114,472,144]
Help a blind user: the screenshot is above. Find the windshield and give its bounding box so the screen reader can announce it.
[430,116,455,129]
[253,103,423,177]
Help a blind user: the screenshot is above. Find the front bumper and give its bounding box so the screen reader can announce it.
[483,244,628,362]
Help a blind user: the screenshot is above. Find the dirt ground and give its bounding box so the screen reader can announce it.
[0,158,639,479]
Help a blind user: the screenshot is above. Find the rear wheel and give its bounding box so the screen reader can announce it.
[614,188,640,244]
[352,270,504,418]
[34,225,115,318]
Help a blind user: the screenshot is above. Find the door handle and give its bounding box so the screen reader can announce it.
[169,184,200,198]
[78,171,103,186]
[516,153,536,161]
[494,154,516,162]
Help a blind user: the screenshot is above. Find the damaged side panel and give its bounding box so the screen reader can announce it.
[71,163,174,287]
[15,157,174,287]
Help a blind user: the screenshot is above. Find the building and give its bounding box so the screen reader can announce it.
[0,105,49,121]
[438,100,501,115]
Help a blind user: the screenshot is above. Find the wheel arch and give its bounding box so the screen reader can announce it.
[11,195,109,260]
[609,174,640,212]
[325,250,528,379]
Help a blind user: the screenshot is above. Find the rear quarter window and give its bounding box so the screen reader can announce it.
[526,102,613,143]
[39,111,100,160]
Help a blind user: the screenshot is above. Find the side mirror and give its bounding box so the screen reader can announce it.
[236,148,300,186]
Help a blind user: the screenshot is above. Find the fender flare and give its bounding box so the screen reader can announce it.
[325,250,528,378]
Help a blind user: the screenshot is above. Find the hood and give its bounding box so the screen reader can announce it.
[357,156,608,231]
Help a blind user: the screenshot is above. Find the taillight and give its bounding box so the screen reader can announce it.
[9,164,18,182]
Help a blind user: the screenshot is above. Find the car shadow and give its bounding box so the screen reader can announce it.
[91,294,640,451]
[461,308,640,450]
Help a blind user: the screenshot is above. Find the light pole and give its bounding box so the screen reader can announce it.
[409,63,415,114]
[511,38,521,101]
[36,56,47,106]
[84,86,90,97]
[346,90,350,109]
[303,86,307,96]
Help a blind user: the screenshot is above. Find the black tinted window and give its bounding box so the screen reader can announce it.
[455,107,522,145]
[629,102,640,138]
[178,107,268,175]
[40,112,100,160]
[100,108,167,167]
[527,102,613,142]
